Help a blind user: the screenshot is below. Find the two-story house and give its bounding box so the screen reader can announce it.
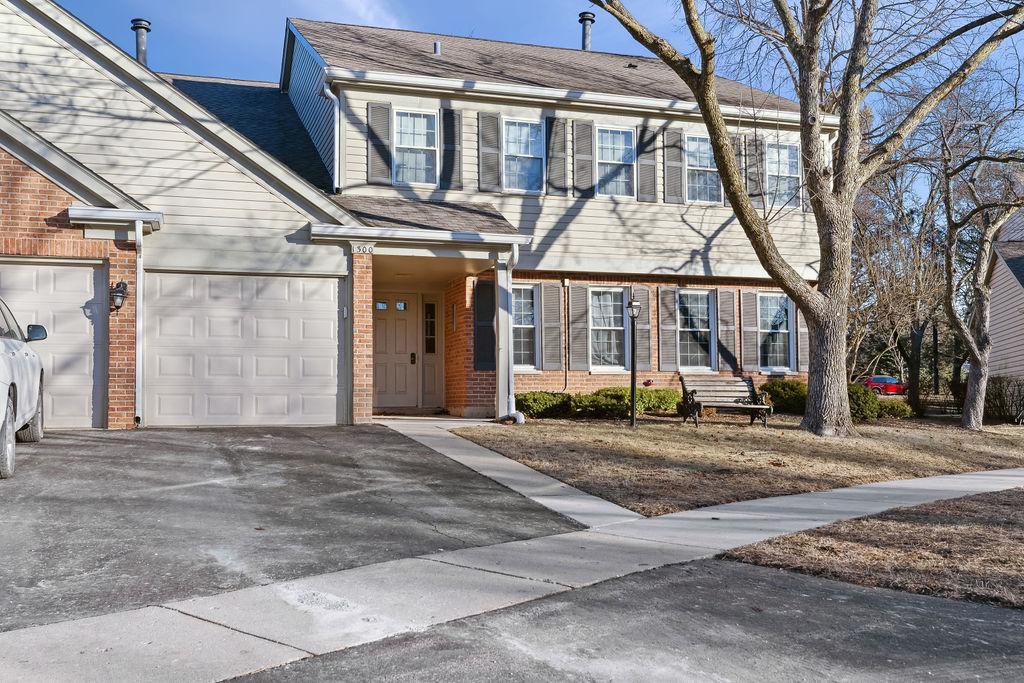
[0,0,832,428]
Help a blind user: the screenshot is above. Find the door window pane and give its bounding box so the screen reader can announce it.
[678,290,712,368]
[395,112,437,185]
[758,293,791,368]
[504,121,544,192]
[424,303,437,355]
[590,289,625,367]
[597,128,635,197]
[512,286,537,367]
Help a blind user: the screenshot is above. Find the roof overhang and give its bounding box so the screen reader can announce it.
[325,68,839,129]
[68,206,163,234]
[310,223,532,247]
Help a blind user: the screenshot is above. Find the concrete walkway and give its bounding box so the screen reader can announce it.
[2,422,1022,681]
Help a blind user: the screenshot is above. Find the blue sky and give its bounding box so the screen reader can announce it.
[58,0,687,82]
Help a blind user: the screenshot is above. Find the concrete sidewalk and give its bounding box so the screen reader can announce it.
[2,422,1022,681]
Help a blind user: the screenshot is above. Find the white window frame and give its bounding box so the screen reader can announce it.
[392,108,440,188]
[588,286,630,371]
[502,118,546,194]
[511,283,541,371]
[594,125,637,199]
[756,291,796,372]
[684,134,723,204]
[677,288,718,371]
[765,141,802,209]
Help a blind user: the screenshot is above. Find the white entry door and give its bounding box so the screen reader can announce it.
[373,293,419,408]
[145,272,341,426]
[0,262,107,428]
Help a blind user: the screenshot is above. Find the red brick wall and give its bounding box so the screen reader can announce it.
[444,273,497,417]
[350,251,374,423]
[0,149,137,428]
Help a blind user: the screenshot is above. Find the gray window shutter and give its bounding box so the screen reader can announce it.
[797,307,810,372]
[658,286,678,372]
[745,135,765,208]
[440,109,462,190]
[631,285,652,370]
[724,134,742,207]
[664,130,685,204]
[568,284,590,370]
[717,288,739,372]
[540,282,563,370]
[473,280,496,371]
[367,102,392,185]
[636,126,658,203]
[741,290,760,372]
[546,117,568,196]
[478,112,502,192]
[572,120,595,198]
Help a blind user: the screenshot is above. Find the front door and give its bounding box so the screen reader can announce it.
[373,293,419,408]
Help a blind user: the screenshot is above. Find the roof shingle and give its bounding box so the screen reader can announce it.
[331,196,518,235]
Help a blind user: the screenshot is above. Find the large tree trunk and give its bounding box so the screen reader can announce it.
[962,353,989,430]
[906,320,927,415]
[801,312,855,436]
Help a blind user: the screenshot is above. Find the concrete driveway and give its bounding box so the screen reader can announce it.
[1,426,578,632]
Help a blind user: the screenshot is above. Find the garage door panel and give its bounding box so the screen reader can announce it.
[0,263,107,429]
[146,272,342,426]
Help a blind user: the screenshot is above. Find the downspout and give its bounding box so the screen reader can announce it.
[321,75,342,193]
[506,244,524,424]
[134,219,145,427]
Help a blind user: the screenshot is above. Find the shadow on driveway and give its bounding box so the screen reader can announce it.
[1,426,579,632]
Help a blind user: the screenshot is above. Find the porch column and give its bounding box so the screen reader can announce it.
[494,256,514,420]
[349,242,375,424]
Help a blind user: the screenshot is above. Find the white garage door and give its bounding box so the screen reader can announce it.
[145,272,341,426]
[0,262,108,428]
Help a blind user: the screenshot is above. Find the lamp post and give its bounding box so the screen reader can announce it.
[627,297,642,428]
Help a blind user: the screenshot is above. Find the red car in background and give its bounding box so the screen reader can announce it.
[864,375,907,395]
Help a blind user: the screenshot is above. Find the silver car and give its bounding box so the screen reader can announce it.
[0,297,47,478]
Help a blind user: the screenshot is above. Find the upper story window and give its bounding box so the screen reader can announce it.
[596,127,635,197]
[512,285,539,368]
[758,292,793,369]
[766,143,801,208]
[504,121,545,193]
[590,287,627,368]
[394,111,438,185]
[686,136,722,203]
[678,289,715,369]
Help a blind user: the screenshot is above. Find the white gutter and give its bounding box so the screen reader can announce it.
[321,75,343,193]
[310,223,533,247]
[67,206,162,232]
[133,219,145,427]
[325,68,839,128]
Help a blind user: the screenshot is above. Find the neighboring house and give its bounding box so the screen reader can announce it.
[0,0,833,428]
[989,213,1024,380]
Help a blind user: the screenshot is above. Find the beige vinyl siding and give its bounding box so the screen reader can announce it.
[285,34,335,184]
[0,2,344,276]
[337,89,819,280]
[989,257,1024,379]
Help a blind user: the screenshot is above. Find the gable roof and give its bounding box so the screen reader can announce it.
[162,74,333,192]
[288,20,800,113]
[996,241,1024,289]
[0,108,145,210]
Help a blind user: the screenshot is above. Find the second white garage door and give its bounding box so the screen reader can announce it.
[145,272,341,426]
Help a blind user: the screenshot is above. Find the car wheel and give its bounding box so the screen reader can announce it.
[16,382,43,443]
[1,393,15,479]
[872,388,881,395]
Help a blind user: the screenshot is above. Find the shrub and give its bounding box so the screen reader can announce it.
[877,399,913,419]
[516,391,572,419]
[848,382,880,422]
[985,376,1024,423]
[571,392,628,419]
[760,379,808,415]
[592,386,682,415]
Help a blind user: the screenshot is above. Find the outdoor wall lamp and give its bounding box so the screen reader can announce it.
[627,297,642,428]
[110,281,129,311]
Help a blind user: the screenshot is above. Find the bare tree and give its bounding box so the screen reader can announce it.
[590,0,1024,436]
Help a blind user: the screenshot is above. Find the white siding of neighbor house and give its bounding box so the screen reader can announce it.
[335,88,821,280]
[0,1,345,276]
[285,31,334,185]
[989,257,1024,379]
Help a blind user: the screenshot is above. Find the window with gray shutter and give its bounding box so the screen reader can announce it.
[568,284,590,370]
[540,282,563,370]
[740,290,760,372]
[367,102,392,185]
[440,109,462,190]
[797,308,810,372]
[745,135,765,208]
[545,117,568,196]
[664,130,685,204]
[658,286,679,372]
[717,288,739,372]
[636,126,658,203]
[478,112,502,192]
[474,280,496,371]
[631,285,652,370]
[572,120,595,198]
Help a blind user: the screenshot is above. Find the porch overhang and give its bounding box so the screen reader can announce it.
[309,223,532,248]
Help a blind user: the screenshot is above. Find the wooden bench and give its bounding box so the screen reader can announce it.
[679,374,772,427]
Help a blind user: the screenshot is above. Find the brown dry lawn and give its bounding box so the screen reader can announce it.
[725,488,1024,609]
[453,415,1024,516]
